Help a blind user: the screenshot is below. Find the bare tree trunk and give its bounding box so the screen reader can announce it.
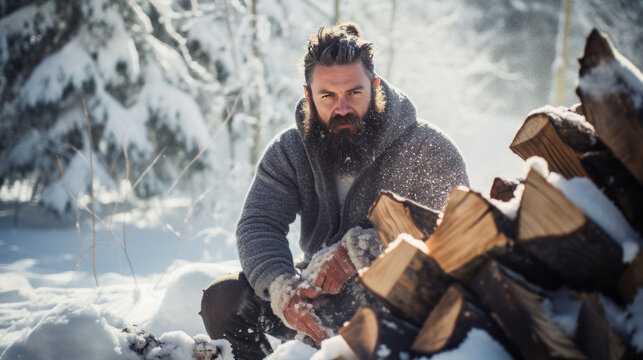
[334,0,340,24]
[250,0,263,166]
[386,0,397,80]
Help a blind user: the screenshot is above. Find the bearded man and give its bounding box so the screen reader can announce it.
[200,22,469,359]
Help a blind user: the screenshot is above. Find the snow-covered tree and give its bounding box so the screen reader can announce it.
[0,0,315,216]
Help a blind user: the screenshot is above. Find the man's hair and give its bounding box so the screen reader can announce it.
[303,22,375,85]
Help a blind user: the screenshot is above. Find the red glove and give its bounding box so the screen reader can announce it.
[282,284,330,344]
[308,243,356,295]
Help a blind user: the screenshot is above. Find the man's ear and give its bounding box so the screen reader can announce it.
[303,85,310,102]
[374,77,380,88]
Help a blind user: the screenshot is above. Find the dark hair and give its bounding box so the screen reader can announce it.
[303,22,375,85]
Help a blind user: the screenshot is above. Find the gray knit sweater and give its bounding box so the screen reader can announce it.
[237,79,469,300]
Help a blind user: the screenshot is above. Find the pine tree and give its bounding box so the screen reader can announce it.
[0,0,313,216]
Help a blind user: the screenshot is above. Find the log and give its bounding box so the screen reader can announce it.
[575,294,627,360]
[581,151,643,234]
[517,169,625,291]
[510,106,600,179]
[367,190,441,247]
[359,236,452,326]
[616,249,643,304]
[489,177,522,202]
[576,29,643,185]
[425,187,513,283]
[425,187,560,287]
[411,284,509,357]
[471,260,586,360]
[339,306,419,360]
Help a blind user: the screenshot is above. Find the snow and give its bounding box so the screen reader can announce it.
[21,37,96,106]
[388,233,429,254]
[578,42,643,109]
[417,328,512,360]
[627,289,643,351]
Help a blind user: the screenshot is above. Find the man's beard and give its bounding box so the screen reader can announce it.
[307,101,384,176]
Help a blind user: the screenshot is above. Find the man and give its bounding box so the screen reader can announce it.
[201,22,469,359]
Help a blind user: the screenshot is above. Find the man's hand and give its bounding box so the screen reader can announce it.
[282,285,329,344]
[308,243,356,295]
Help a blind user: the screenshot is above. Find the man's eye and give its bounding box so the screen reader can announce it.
[351,90,362,95]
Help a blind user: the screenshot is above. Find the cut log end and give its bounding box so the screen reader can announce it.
[368,190,440,247]
[518,169,586,240]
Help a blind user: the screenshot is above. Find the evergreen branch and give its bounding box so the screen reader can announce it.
[167,88,244,194]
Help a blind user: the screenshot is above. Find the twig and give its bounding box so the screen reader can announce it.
[167,88,244,194]
[153,181,217,289]
[56,156,139,287]
[82,97,99,287]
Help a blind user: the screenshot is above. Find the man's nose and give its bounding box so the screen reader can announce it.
[334,97,352,116]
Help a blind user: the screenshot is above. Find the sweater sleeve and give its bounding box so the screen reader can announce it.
[412,124,470,211]
[236,131,302,300]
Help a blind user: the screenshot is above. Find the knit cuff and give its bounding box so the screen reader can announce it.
[341,226,384,271]
[268,274,299,330]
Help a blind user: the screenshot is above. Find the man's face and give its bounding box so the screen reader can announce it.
[305,62,383,176]
[308,63,373,133]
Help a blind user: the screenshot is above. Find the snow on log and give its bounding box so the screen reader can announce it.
[576,29,643,185]
[510,105,600,179]
[471,260,586,360]
[410,283,510,357]
[575,294,629,360]
[358,235,452,326]
[338,306,419,360]
[367,190,441,247]
[517,169,625,291]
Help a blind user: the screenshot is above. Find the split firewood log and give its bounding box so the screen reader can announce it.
[576,29,643,185]
[616,249,643,304]
[359,235,452,326]
[339,306,419,360]
[509,105,641,233]
[367,190,441,246]
[489,177,522,202]
[426,187,561,288]
[575,294,628,360]
[517,169,625,291]
[510,106,600,179]
[410,283,511,357]
[471,260,586,360]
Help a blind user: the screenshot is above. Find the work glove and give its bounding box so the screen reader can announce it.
[306,242,356,295]
[303,227,382,295]
[269,275,331,344]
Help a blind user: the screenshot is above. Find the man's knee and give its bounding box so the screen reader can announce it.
[200,272,250,338]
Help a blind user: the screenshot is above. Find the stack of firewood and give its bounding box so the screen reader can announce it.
[338,29,643,360]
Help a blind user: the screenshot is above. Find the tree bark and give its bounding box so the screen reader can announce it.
[471,260,586,360]
[576,29,643,185]
[489,177,522,202]
[339,306,419,360]
[575,294,628,360]
[517,169,625,291]
[411,284,510,357]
